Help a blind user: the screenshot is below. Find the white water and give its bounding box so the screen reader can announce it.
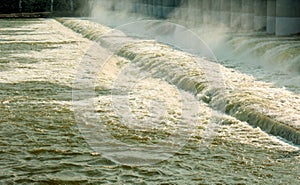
[58,18,300,146]
[213,33,300,93]
[89,1,300,94]
[0,18,299,184]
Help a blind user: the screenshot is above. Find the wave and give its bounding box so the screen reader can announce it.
[225,34,300,74]
[57,18,300,145]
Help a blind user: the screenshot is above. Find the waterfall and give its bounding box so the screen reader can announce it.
[50,0,54,12]
[70,0,74,11]
[57,18,300,145]
[19,0,22,12]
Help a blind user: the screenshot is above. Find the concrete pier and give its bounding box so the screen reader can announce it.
[96,0,300,36]
[147,0,153,16]
[203,0,212,25]
[153,0,161,17]
[195,0,204,24]
[275,0,300,35]
[267,0,276,34]
[184,0,202,25]
[161,0,174,18]
[254,0,267,31]
[241,0,254,30]
[230,0,242,29]
[220,0,231,27]
[211,0,221,25]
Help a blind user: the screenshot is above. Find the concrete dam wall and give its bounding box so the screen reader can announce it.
[0,0,89,17]
[103,0,300,36]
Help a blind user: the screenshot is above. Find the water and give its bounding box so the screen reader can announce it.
[0,19,299,184]
[60,18,300,144]
[214,32,300,93]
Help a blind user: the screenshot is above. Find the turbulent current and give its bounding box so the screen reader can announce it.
[0,18,299,184]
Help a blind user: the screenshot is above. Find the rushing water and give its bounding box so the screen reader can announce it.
[0,18,299,184]
[213,32,300,94]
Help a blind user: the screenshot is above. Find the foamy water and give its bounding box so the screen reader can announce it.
[0,18,299,184]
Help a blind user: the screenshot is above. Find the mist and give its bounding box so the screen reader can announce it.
[88,0,300,92]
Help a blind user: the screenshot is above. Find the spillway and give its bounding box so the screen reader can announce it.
[58,18,300,145]
[0,18,299,184]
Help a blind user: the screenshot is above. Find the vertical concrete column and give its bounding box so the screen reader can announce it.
[196,0,204,24]
[203,0,212,24]
[147,0,153,16]
[275,0,300,35]
[153,0,159,17]
[211,0,221,25]
[133,0,141,13]
[185,0,192,23]
[161,0,175,18]
[139,0,144,14]
[115,0,126,11]
[178,0,188,22]
[70,0,74,11]
[170,0,182,21]
[267,0,276,34]
[187,0,196,24]
[124,0,130,11]
[132,0,137,13]
[128,0,137,13]
[220,0,231,27]
[122,0,128,12]
[174,0,181,7]
[110,0,116,11]
[151,0,156,16]
[241,0,254,30]
[139,0,144,13]
[157,0,164,18]
[50,0,53,12]
[231,0,242,29]
[142,0,148,15]
[254,0,267,31]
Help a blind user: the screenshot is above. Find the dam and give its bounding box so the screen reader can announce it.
[98,0,300,36]
[0,0,299,184]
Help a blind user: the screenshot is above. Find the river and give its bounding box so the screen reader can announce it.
[0,18,299,184]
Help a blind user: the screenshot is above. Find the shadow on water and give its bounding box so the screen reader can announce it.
[0,81,117,184]
[0,19,43,28]
[0,81,73,101]
[0,42,66,67]
[0,42,60,52]
[0,81,299,183]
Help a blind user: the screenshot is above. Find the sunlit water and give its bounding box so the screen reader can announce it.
[213,32,300,94]
[0,19,299,184]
